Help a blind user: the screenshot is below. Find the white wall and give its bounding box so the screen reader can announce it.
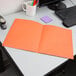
[0,0,75,15]
[0,0,25,15]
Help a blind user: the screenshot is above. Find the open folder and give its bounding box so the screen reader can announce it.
[3,19,73,59]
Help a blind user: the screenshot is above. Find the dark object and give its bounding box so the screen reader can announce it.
[44,55,76,76]
[0,47,5,73]
[63,16,76,27]
[38,0,66,10]
[39,0,64,7]
[0,42,24,76]
[55,6,76,27]
[48,2,66,10]
[0,15,7,29]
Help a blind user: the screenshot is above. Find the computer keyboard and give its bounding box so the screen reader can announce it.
[63,15,76,27]
[55,6,76,20]
[55,6,76,27]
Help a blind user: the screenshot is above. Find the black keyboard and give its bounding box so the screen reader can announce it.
[55,6,76,20]
[63,15,76,27]
[55,6,76,27]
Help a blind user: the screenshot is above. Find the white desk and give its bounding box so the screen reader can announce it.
[0,6,76,76]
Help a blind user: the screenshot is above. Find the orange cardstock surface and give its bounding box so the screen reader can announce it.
[3,19,73,59]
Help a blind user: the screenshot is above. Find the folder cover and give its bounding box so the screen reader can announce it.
[3,19,73,59]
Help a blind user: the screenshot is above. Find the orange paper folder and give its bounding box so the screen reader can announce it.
[3,19,73,59]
